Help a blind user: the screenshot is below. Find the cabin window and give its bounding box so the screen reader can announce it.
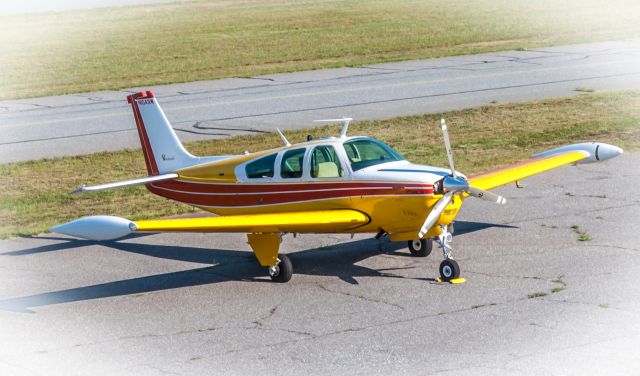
[280,148,305,178]
[245,153,277,179]
[310,145,343,178]
[343,138,404,171]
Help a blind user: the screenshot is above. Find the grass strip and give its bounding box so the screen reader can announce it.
[1,0,640,100]
[1,90,639,238]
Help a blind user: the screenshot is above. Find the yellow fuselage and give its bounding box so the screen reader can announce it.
[145,137,464,242]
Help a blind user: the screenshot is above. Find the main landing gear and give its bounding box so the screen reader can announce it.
[407,239,432,257]
[247,233,294,283]
[268,254,293,283]
[407,224,460,282]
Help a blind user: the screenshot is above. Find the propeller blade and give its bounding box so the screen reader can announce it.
[440,118,456,177]
[468,186,507,204]
[418,191,454,238]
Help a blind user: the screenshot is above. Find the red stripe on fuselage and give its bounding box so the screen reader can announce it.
[157,180,432,194]
[147,180,434,207]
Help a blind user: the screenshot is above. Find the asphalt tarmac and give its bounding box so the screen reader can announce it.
[2,40,640,164]
[1,151,638,375]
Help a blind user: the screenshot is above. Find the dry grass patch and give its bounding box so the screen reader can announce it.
[1,0,639,99]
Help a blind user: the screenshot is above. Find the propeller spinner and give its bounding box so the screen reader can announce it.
[418,119,506,238]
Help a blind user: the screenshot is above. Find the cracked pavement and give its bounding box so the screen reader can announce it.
[0,148,638,374]
[1,40,640,163]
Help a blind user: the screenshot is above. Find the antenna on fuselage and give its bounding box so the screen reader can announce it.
[275,128,291,147]
[313,117,353,138]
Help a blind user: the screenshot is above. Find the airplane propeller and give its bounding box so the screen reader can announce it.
[418,119,506,238]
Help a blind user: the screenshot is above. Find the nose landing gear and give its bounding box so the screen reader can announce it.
[435,224,461,282]
[407,224,463,283]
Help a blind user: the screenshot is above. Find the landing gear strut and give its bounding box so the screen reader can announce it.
[268,254,293,283]
[435,224,460,282]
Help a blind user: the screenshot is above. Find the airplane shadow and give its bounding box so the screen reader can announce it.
[0,221,517,313]
[451,220,517,236]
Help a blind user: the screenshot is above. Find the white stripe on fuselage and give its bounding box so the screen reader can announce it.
[353,161,462,184]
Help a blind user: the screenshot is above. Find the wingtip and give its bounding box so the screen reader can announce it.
[50,215,135,241]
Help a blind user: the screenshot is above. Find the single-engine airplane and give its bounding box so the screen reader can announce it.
[52,91,623,282]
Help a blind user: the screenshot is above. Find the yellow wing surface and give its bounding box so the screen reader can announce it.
[467,150,588,191]
[133,210,370,234]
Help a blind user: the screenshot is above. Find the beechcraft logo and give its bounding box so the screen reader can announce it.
[161,153,174,161]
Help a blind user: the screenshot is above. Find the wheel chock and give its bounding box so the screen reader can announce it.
[436,277,466,284]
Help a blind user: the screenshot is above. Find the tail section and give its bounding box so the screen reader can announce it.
[127,91,197,175]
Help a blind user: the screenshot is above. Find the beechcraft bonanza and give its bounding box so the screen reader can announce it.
[52,91,623,283]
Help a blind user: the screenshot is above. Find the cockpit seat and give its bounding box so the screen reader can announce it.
[315,162,340,178]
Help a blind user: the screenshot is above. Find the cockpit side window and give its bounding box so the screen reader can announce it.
[310,145,343,178]
[245,153,277,179]
[343,138,404,171]
[280,148,305,178]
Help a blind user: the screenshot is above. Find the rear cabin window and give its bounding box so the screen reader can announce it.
[245,153,277,179]
[310,145,343,178]
[280,148,305,178]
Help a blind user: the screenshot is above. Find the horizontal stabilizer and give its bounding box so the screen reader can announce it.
[71,173,178,194]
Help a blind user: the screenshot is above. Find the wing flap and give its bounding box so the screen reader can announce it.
[468,150,588,191]
[133,209,370,234]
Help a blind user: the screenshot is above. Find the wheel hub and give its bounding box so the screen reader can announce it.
[442,265,452,278]
[268,265,280,277]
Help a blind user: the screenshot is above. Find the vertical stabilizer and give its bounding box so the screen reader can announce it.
[127,91,196,175]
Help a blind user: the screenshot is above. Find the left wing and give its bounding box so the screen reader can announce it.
[135,210,369,234]
[51,210,370,241]
[468,142,622,191]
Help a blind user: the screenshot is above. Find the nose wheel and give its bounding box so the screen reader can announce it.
[434,224,462,282]
[439,259,460,282]
[268,254,293,283]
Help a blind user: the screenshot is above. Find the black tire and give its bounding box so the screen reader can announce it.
[407,239,432,257]
[439,259,460,282]
[269,254,293,283]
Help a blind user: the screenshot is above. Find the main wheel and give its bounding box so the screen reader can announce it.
[439,259,460,282]
[268,254,293,283]
[408,239,432,257]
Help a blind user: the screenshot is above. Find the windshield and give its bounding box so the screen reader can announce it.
[343,138,404,171]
